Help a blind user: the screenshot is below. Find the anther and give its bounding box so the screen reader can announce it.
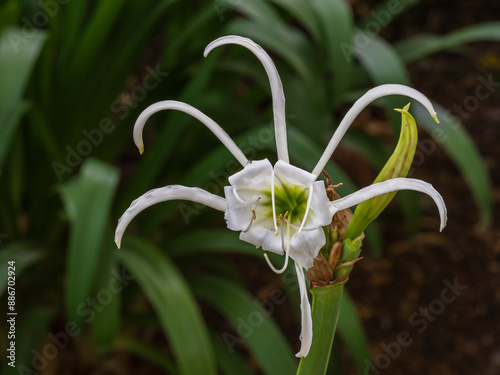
[296,184,314,236]
[275,213,282,236]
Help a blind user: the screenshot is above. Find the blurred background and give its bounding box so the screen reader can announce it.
[0,0,499,374]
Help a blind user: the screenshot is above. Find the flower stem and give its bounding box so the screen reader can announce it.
[296,282,345,375]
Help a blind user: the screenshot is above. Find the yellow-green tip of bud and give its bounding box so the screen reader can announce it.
[432,113,440,124]
[394,102,411,115]
[139,143,144,155]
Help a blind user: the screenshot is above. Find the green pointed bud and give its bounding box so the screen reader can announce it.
[344,103,418,240]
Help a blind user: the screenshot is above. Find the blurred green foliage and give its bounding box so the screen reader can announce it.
[0,0,497,374]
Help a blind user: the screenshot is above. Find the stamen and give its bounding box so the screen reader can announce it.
[242,213,255,233]
[264,213,292,274]
[271,170,277,232]
[284,219,317,232]
[280,216,285,249]
[275,213,282,236]
[296,184,314,237]
[233,189,262,206]
[264,251,289,274]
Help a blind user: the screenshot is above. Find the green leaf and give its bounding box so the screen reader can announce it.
[227,18,316,84]
[169,229,256,257]
[67,0,126,83]
[286,125,357,197]
[0,26,46,167]
[340,129,389,170]
[115,336,176,373]
[269,0,321,40]
[60,0,92,64]
[215,0,282,25]
[357,0,416,31]
[212,333,255,375]
[311,0,354,103]
[91,234,121,351]
[337,290,371,375]
[396,22,500,63]
[59,158,119,325]
[356,34,410,86]
[0,243,44,298]
[413,103,492,223]
[191,274,297,375]
[118,237,217,375]
[0,0,21,31]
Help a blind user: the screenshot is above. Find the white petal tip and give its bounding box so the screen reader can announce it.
[115,237,121,249]
[432,113,440,124]
[439,219,447,232]
[295,350,308,358]
[137,142,144,155]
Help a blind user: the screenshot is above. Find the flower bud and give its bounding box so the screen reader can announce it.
[344,103,419,240]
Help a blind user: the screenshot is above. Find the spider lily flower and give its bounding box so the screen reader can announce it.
[115,35,447,358]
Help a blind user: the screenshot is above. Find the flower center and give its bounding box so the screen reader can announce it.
[263,180,309,226]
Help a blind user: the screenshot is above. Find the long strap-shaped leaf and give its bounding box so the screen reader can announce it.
[191,274,297,375]
[118,237,217,375]
[0,27,46,168]
[396,22,500,63]
[59,158,119,326]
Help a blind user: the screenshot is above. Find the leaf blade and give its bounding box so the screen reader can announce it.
[118,237,217,375]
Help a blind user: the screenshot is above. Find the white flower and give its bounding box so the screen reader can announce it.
[115,36,447,358]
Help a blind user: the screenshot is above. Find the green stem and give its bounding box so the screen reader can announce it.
[296,283,345,375]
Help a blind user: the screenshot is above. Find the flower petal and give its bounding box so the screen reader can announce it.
[228,159,273,189]
[308,181,332,227]
[239,222,283,255]
[204,36,289,163]
[312,84,439,177]
[224,186,263,231]
[330,178,447,231]
[294,261,313,358]
[115,185,226,248]
[133,100,248,166]
[289,228,326,270]
[274,160,316,187]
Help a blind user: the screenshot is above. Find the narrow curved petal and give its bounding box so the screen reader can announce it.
[133,100,248,167]
[312,84,439,177]
[330,178,447,231]
[115,185,226,248]
[205,36,289,163]
[295,261,313,358]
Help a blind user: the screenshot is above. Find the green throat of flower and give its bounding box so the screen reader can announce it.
[262,181,310,226]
